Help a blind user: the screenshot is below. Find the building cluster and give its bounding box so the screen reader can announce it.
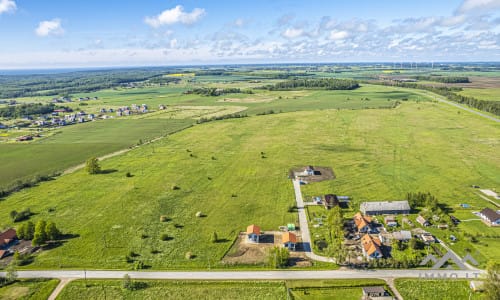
[246,224,298,251]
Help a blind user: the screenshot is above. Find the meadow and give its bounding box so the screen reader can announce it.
[0,98,498,270]
[0,279,59,300]
[395,279,482,300]
[0,119,192,190]
[459,88,500,101]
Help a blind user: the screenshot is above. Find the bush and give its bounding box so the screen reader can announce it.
[160,233,171,241]
[185,251,194,260]
[171,185,180,190]
[125,172,132,177]
[160,215,168,222]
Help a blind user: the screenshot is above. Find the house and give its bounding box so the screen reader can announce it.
[323,194,339,210]
[159,104,167,110]
[282,232,297,251]
[469,281,484,292]
[16,135,33,142]
[421,232,436,244]
[416,215,430,227]
[478,208,500,226]
[353,212,373,233]
[0,123,7,129]
[246,224,261,243]
[360,200,410,215]
[361,234,383,259]
[437,224,449,230]
[304,166,315,176]
[362,286,393,300]
[392,230,412,241]
[0,228,17,249]
[384,216,397,227]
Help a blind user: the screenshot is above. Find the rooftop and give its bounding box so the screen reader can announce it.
[360,200,410,212]
[246,224,261,235]
[480,208,500,221]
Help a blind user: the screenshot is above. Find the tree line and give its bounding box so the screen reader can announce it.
[414,76,470,83]
[186,87,253,96]
[262,78,360,91]
[376,81,500,116]
[0,103,68,119]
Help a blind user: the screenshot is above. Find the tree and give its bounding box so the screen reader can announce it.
[32,220,47,246]
[85,157,101,174]
[211,231,218,243]
[24,221,35,240]
[483,260,500,300]
[122,274,133,290]
[9,210,18,221]
[268,246,290,268]
[5,263,17,283]
[45,221,61,241]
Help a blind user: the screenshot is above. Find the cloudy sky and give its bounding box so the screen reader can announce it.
[0,0,499,69]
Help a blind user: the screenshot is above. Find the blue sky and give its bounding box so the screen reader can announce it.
[0,0,499,68]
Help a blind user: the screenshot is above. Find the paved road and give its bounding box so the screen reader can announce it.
[0,269,484,280]
[292,179,335,263]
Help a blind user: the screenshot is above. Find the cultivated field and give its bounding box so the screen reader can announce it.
[0,99,498,270]
[395,279,482,300]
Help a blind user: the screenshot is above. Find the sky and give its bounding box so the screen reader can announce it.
[0,0,499,69]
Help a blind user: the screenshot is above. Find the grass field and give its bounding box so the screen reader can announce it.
[459,88,500,101]
[287,279,388,300]
[0,279,59,300]
[57,280,286,300]
[0,100,498,270]
[395,279,482,300]
[0,119,192,190]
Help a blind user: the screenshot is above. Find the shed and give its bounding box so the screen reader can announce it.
[362,286,387,297]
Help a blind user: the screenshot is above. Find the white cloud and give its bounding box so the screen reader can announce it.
[329,30,349,40]
[234,18,245,27]
[282,28,304,38]
[0,0,16,14]
[170,38,178,48]
[35,19,64,37]
[145,5,205,27]
[457,0,500,13]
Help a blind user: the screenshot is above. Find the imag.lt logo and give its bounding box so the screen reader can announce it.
[420,250,478,270]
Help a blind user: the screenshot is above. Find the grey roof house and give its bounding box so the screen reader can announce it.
[360,201,410,215]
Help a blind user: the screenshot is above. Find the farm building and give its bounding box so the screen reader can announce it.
[361,234,383,259]
[0,228,17,249]
[478,208,500,226]
[392,230,412,241]
[416,215,430,227]
[246,224,261,243]
[384,216,397,227]
[323,194,339,209]
[360,200,410,215]
[282,232,297,251]
[420,232,436,244]
[362,286,393,300]
[353,212,373,233]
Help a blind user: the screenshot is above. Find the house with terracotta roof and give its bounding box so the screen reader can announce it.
[282,232,297,251]
[0,228,17,249]
[478,208,500,226]
[353,212,373,233]
[361,234,383,259]
[246,224,261,243]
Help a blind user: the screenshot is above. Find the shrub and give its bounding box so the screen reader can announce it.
[171,185,180,190]
[160,233,171,241]
[185,251,194,260]
[125,172,132,177]
[160,215,168,222]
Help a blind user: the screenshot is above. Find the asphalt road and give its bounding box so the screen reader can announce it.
[1,269,484,280]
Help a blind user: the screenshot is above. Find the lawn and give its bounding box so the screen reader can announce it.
[0,100,498,270]
[395,279,482,300]
[0,118,193,190]
[57,280,286,300]
[0,279,59,300]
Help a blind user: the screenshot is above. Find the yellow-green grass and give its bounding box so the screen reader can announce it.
[0,101,498,270]
[0,279,59,300]
[395,279,481,300]
[0,119,192,190]
[459,88,500,101]
[57,280,286,300]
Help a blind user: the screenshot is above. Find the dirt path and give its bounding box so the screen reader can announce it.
[62,136,164,175]
[476,193,500,208]
[385,278,404,300]
[48,278,74,300]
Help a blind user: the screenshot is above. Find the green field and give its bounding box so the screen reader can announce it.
[287,279,388,300]
[0,119,192,190]
[459,88,500,101]
[0,98,498,270]
[395,279,482,300]
[0,279,59,300]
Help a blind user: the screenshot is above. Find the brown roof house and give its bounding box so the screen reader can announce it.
[282,232,297,251]
[246,224,261,243]
[384,216,397,227]
[416,215,430,227]
[354,212,373,233]
[479,208,500,226]
[361,234,383,259]
[0,228,17,249]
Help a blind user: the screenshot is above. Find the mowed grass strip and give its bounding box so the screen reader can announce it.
[0,118,192,190]
[0,279,60,300]
[395,279,482,300]
[0,101,498,269]
[57,280,287,300]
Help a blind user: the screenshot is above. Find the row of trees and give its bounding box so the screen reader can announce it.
[378,81,500,116]
[0,103,66,119]
[196,113,249,124]
[17,220,61,246]
[263,78,360,91]
[187,87,253,96]
[414,76,470,83]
